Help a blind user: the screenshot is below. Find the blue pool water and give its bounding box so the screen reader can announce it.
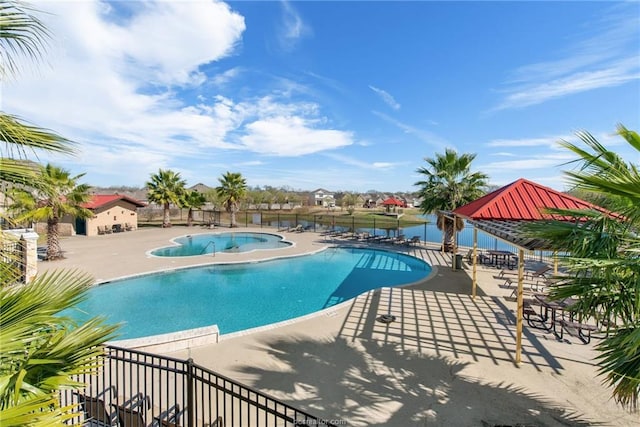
[71,247,431,339]
[150,232,291,256]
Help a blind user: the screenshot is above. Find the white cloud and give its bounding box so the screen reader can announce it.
[323,153,402,170]
[486,136,571,148]
[481,154,574,172]
[493,59,639,111]
[4,1,358,184]
[491,5,640,111]
[369,85,401,110]
[240,116,353,156]
[372,111,450,150]
[278,0,311,52]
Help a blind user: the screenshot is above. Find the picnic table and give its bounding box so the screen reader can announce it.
[487,250,517,269]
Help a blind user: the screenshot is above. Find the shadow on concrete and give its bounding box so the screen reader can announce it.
[235,335,595,426]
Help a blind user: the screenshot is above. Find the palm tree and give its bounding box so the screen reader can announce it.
[414,149,488,251]
[145,169,186,228]
[12,164,93,260]
[525,125,640,410]
[0,269,119,426]
[216,171,247,228]
[180,190,206,227]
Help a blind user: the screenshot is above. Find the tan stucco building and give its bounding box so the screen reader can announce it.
[78,194,146,236]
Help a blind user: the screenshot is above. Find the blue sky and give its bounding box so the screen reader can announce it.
[6,0,640,192]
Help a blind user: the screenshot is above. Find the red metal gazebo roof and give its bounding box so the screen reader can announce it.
[382,197,405,207]
[453,178,610,220]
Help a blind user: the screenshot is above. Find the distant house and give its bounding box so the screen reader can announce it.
[189,183,214,194]
[309,188,335,208]
[79,194,146,236]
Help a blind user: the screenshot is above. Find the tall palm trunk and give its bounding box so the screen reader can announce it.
[443,222,455,252]
[46,217,61,260]
[229,203,238,228]
[162,202,171,228]
[187,208,193,227]
[229,205,237,228]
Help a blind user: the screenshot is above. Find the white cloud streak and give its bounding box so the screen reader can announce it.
[278,0,311,52]
[369,85,401,110]
[491,5,640,111]
[372,111,450,150]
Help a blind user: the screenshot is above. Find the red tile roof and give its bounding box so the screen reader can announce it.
[82,194,146,209]
[452,178,610,220]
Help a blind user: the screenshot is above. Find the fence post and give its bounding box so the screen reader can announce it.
[424,222,427,243]
[187,358,195,427]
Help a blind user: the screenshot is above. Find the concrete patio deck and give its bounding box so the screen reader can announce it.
[38,226,638,426]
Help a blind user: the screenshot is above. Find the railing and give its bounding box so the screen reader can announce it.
[200,241,216,256]
[62,345,337,427]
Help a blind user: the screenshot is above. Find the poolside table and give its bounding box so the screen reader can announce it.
[487,250,517,269]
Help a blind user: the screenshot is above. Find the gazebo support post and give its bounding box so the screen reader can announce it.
[472,227,478,299]
[553,250,558,275]
[515,247,525,364]
[452,214,458,271]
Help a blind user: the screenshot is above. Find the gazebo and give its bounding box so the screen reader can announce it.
[451,178,612,363]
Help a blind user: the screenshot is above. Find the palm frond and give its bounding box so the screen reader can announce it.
[0,1,51,79]
[0,113,75,156]
[0,270,118,408]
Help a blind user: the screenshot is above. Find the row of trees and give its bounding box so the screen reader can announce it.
[145,169,247,228]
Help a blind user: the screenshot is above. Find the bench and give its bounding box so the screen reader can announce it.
[556,319,598,343]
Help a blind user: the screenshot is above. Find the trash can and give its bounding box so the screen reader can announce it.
[452,254,463,270]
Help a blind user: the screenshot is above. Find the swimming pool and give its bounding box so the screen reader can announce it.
[150,232,291,256]
[71,247,432,339]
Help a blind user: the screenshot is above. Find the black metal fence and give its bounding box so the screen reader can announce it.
[63,345,338,427]
[240,212,554,265]
[137,209,555,264]
[0,236,24,283]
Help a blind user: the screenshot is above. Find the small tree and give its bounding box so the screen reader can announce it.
[216,172,247,228]
[180,190,206,227]
[145,169,186,228]
[414,149,488,251]
[12,164,93,260]
[342,192,357,215]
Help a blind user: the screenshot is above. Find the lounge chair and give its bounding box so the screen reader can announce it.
[500,277,546,293]
[406,236,421,246]
[393,234,406,244]
[76,386,117,426]
[498,264,551,280]
[155,404,182,427]
[112,393,150,427]
[465,249,490,264]
[155,405,223,427]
